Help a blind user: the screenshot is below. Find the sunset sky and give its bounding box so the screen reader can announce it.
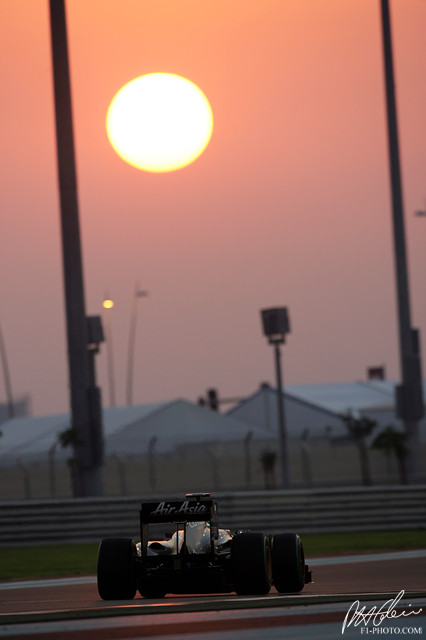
[1,0,426,417]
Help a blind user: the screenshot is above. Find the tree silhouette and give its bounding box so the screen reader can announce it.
[57,425,83,491]
[339,412,377,486]
[260,450,277,490]
[372,425,408,485]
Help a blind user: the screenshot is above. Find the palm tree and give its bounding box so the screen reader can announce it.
[57,425,83,494]
[372,426,408,485]
[260,450,277,490]
[339,412,377,486]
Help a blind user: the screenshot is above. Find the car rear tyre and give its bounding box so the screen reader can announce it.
[97,538,136,600]
[139,581,167,599]
[271,533,305,593]
[231,532,271,595]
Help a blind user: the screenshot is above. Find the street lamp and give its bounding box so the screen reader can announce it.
[126,285,149,406]
[260,307,291,489]
[102,297,116,408]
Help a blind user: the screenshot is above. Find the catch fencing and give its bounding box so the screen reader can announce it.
[0,485,424,547]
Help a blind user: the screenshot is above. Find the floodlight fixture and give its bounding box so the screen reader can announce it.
[261,307,290,344]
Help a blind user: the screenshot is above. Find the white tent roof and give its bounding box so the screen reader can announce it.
[0,413,70,463]
[105,399,267,454]
[227,385,348,440]
[284,380,397,413]
[0,399,270,464]
[2,380,425,464]
[228,381,426,442]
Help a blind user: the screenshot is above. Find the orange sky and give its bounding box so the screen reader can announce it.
[1,0,426,416]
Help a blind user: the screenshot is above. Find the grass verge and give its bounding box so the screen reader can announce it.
[0,543,98,582]
[301,529,425,558]
[0,530,424,582]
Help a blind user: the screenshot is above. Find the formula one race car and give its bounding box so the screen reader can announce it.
[97,493,312,599]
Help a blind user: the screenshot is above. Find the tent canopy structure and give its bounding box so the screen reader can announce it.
[0,399,267,465]
[284,380,396,413]
[1,380,425,466]
[227,384,347,440]
[228,380,426,442]
[104,399,264,454]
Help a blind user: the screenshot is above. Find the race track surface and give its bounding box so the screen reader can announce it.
[0,551,425,640]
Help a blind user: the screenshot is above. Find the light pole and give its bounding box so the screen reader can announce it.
[126,285,149,405]
[380,0,424,481]
[102,297,116,408]
[0,321,14,419]
[49,0,103,496]
[148,436,157,491]
[260,307,291,489]
[244,431,253,487]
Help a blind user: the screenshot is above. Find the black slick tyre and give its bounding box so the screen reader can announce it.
[271,532,305,593]
[230,532,271,595]
[139,581,167,599]
[97,538,136,600]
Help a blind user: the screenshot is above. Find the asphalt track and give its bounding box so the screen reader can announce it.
[0,550,425,639]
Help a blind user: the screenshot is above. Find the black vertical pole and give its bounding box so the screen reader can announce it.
[0,322,15,419]
[126,287,138,406]
[380,0,423,480]
[274,343,289,489]
[49,0,103,495]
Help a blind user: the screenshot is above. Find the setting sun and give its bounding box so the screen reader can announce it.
[106,73,213,172]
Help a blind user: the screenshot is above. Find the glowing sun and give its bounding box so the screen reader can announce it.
[106,73,213,172]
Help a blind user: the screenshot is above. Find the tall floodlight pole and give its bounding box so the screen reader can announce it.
[0,321,14,419]
[126,285,148,406]
[380,0,423,481]
[49,0,103,496]
[261,307,291,489]
[273,341,289,489]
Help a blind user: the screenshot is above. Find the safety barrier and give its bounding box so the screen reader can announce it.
[0,485,424,547]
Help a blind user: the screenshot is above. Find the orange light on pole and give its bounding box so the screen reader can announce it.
[102,296,116,407]
[126,286,149,406]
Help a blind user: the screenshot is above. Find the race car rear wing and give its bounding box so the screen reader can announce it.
[139,495,219,556]
[140,498,217,524]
